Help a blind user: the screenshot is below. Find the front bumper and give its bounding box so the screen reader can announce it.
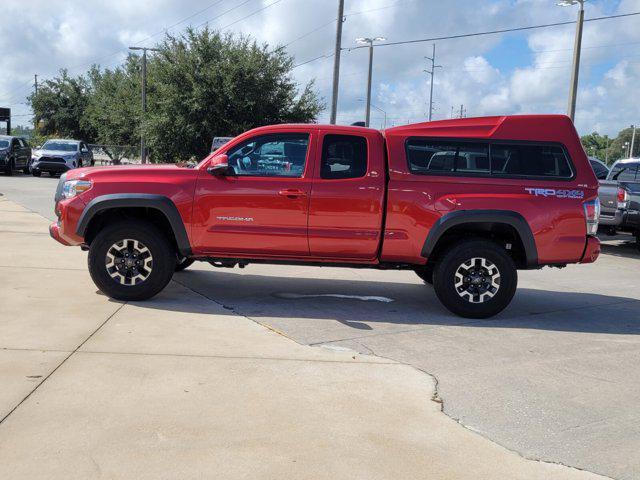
[33,161,71,174]
[580,236,601,264]
[49,221,73,246]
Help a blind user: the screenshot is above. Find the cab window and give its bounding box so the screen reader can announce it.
[320,134,367,179]
[226,133,309,177]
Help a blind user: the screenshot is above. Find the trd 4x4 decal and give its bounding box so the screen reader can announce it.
[524,188,584,199]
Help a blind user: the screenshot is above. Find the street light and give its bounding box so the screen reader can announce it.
[557,0,586,122]
[355,36,386,127]
[358,99,387,128]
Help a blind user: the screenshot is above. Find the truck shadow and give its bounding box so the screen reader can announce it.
[134,269,640,336]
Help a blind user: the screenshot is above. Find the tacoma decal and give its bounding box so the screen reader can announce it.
[524,188,584,199]
[216,216,254,222]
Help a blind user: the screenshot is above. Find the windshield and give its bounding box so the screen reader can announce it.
[42,141,78,152]
[0,140,9,149]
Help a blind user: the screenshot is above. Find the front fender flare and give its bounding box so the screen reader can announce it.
[76,193,192,256]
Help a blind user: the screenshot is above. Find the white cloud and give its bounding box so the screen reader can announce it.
[0,0,638,136]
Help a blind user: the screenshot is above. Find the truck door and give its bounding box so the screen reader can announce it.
[308,131,386,260]
[192,131,315,257]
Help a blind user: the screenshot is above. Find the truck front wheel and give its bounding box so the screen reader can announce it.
[88,221,176,301]
[432,239,517,319]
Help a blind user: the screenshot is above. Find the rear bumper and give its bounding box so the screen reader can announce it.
[580,236,601,264]
[598,208,624,227]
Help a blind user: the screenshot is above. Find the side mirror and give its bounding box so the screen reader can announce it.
[207,155,234,177]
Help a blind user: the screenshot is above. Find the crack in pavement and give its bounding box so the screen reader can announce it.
[75,349,397,364]
[0,303,126,427]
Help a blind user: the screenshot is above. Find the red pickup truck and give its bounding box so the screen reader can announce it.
[50,115,600,318]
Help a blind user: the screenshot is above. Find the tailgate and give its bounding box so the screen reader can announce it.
[598,180,619,214]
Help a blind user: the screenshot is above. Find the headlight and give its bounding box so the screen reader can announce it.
[61,180,92,199]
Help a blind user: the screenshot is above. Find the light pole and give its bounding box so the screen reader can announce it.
[356,37,386,127]
[329,0,345,125]
[557,0,586,122]
[129,46,160,163]
[424,44,441,122]
[358,99,387,128]
[630,124,636,158]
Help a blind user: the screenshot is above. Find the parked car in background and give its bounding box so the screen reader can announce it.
[597,158,640,249]
[0,135,31,175]
[211,136,234,153]
[31,139,94,177]
[588,156,609,180]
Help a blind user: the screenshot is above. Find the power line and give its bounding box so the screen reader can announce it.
[217,0,283,31]
[346,11,640,50]
[292,52,335,69]
[135,0,228,47]
[193,0,256,30]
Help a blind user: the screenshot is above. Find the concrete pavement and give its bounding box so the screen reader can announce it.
[0,191,609,479]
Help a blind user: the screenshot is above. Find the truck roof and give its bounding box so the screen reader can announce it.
[383,114,575,139]
[246,114,576,140]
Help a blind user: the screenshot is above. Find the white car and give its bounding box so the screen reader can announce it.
[31,139,94,177]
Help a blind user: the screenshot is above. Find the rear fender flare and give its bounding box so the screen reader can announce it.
[421,210,538,268]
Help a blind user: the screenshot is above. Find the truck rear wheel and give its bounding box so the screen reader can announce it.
[432,239,517,319]
[88,221,176,301]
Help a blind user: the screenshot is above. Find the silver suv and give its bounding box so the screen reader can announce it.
[31,139,94,177]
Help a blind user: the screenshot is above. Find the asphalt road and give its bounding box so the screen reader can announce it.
[2,172,639,479]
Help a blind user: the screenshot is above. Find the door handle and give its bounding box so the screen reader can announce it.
[278,189,306,198]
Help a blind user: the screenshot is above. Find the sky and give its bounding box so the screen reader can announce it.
[0,0,638,137]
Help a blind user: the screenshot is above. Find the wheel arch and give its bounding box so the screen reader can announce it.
[421,210,538,269]
[77,194,192,256]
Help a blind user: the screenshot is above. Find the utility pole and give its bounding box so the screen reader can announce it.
[559,0,585,122]
[356,37,385,127]
[329,0,344,125]
[129,46,160,164]
[424,44,441,122]
[630,125,636,158]
[34,74,38,131]
[458,104,466,118]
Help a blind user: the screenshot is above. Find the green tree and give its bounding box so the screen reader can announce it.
[83,58,141,162]
[28,70,93,140]
[607,127,637,162]
[580,132,610,162]
[145,29,323,162]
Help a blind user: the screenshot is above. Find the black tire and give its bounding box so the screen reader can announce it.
[4,158,14,176]
[636,232,640,253]
[414,264,434,285]
[433,239,517,319]
[32,170,41,177]
[88,220,176,301]
[22,163,30,174]
[175,257,195,272]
